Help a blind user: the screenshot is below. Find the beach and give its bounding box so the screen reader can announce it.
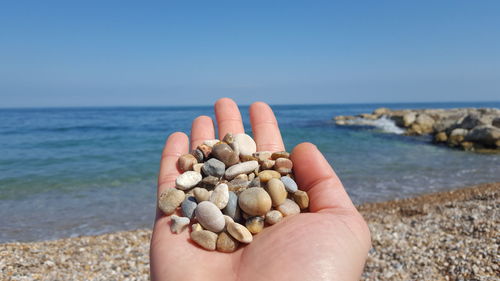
[2,182,497,281]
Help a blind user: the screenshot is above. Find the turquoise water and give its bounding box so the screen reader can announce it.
[1,102,499,242]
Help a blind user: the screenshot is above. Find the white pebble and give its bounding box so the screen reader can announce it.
[175,171,202,190]
[234,133,257,156]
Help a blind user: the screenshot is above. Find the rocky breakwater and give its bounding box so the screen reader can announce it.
[335,107,500,151]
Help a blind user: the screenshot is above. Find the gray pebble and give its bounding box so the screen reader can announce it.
[181,196,197,219]
[280,176,298,193]
[195,201,225,233]
[223,191,241,222]
[225,160,259,180]
[170,215,190,234]
[202,158,226,178]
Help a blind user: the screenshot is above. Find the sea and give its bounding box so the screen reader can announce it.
[1,102,499,243]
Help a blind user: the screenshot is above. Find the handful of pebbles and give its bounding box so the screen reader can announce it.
[158,133,309,252]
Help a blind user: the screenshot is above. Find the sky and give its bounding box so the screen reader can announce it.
[0,0,499,107]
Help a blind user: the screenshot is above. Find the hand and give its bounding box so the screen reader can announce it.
[150,98,371,281]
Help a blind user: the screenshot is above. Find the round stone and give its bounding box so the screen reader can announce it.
[181,196,197,219]
[158,188,185,215]
[175,171,202,190]
[202,158,226,178]
[233,133,257,156]
[238,187,272,216]
[191,230,218,251]
[293,190,309,209]
[216,231,240,253]
[265,210,283,225]
[195,201,225,233]
[266,178,287,206]
[274,157,293,175]
[245,216,264,234]
[227,222,253,243]
[271,151,290,160]
[277,199,300,217]
[193,187,210,202]
[170,215,190,234]
[280,176,298,193]
[210,183,229,209]
[211,143,239,167]
[178,154,198,172]
[258,170,281,183]
[223,191,242,222]
[225,161,259,180]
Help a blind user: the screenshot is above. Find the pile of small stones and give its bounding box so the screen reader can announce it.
[157,133,309,252]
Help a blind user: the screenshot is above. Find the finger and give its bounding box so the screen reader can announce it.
[290,142,355,212]
[214,97,245,139]
[190,115,215,151]
[157,132,189,197]
[249,101,285,152]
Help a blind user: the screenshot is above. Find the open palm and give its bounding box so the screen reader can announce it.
[150,98,371,281]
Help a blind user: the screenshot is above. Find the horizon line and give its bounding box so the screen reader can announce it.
[1,100,499,110]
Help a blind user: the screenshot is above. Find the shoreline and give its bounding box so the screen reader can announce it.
[1,182,498,280]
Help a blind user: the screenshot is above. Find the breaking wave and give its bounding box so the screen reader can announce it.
[341,116,405,134]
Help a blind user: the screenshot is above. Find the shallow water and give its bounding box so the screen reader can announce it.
[1,102,499,242]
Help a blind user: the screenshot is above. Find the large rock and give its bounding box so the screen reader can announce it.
[403,112,417,127]
[448,128,468,147]
[465,125,500,147]
[414,114,435,134]
[459,113,492,129]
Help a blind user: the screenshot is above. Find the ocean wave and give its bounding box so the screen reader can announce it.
[340,116,405,134]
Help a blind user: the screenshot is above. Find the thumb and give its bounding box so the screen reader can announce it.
[290,142,355,213]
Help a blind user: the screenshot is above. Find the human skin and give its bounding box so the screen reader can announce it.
[150,98,371,281]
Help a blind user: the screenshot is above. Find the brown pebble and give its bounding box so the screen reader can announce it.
[265,210,283,225]
[258,170,281,183]
[211,143,240,167]
[248,173,255,181]
[193,187,210,202]
[245,216,264,234]
[260,159,275,170]
[277,199,301,216]
[200,176,219,189]
[266,178,287,206]
[271,151,290,160]
[217,232,240,253]
[178,154,198,172]
[191,149,204,162]
[158,188,185,215]
[293,190,309,209]
[253,151,272,162]
[274,158,293,175]
[191,230,218,251]
[197,144,212,159]
[227,222,253,243]
[240,154,257,162]
[238,187,272,216]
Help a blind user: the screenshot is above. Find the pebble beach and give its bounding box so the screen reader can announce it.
[1,182,497,281]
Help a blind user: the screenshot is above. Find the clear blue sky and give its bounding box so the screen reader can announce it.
[1,0,499,107]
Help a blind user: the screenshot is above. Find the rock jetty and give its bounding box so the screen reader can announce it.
[335,107,500,151]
